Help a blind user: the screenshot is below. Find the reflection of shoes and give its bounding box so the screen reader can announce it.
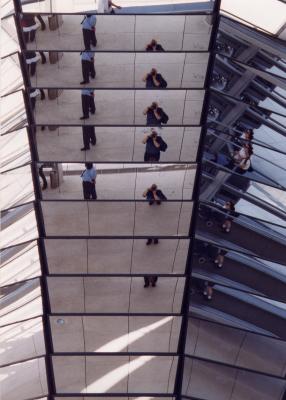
[81,147,89,151]
[91,143,96,146]
[144,284,149,288]
[217,264,223,268]
[80,116,89,120]
[42,186,47,190]
[90,110,95,115]
[146,239,152,245]
[154,239,159,244]
[80,81,89,84]
[152,283,156,287]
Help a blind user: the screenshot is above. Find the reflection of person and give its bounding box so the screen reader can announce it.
[221,201,235,233]
[144,276,158,288]
[21,14,38,43]
[80,89,95,120]
[81,162,97,199]
[98,0,122,13]
[146,39,165,52]
[80,51,96,84]
[203,281,214,300]
[81,126,96,151]
[143,68,167,88]
[143,102,169,126]
[143,184,167,205]
[81,14,97,50]
[30,88,45,110]
[38,163,48,190]
[142,131,167,161]
[214,248,227,268]
[26,51,46,77]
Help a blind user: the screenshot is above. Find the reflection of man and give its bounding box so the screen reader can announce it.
[80,89,95,120]
[80,51,96,84]
[38,163,48,190]
[81,162,97,199]
[144,276,158,288]
[98,0,122,13]
[81,126,96,151]
[81,14,97,49]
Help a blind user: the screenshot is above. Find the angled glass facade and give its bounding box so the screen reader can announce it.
[1,1,286,400]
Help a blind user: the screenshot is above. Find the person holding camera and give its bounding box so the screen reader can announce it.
[143,68,167,89]
[143,102,169,126]
[145,39,165,52]
[142,130,167,161]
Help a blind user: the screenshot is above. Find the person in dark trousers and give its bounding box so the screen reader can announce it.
[80,89,95,119]
[81,125,96,151]
[143,102,168,126]
[80,51,96,84]
[38,163,48,190]
[144,276,158,287]
[143,68,167,88]
[221,201,236,233]
[26,51,46,77]
[143,184,167,205]
[146,39,165,52]
[81,162,97,199]
[30,88,45,111]
[81,14,97,50]
[142,130,167,161]
[21,14,38,43]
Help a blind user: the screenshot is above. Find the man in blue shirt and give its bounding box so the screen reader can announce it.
[81,14,97,50]
[81,162,97,199]
[80,51,96,84]
[80,89,95,120]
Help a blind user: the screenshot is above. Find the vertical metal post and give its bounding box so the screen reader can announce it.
[174,1,222,399]
[13,1,56,397]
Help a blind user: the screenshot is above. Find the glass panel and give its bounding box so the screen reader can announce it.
[45,238,189,274]
[1,164,35,210]
[41,200,193,236]
[39,163,196,200]
[47,276,185,313]
[36,126,201,163]
[32,89,204,126]
[186,317,286,377]
[0,128,30,171]
[52,355,178,393]
[28,51,209,89]
[0,240,41,286]
[190,276,286,340]
[0,203,38,248]
[1,53,23,96]
[0,317,45,365]
[25,14,212,51]
[1,91,27,134]
[0,279,42,326]
[1,16,19,57]
[50,315,181,352]
[182,357,286,400]
[0,357,47,400]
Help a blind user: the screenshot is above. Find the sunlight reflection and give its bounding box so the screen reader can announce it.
[96,316,173,352]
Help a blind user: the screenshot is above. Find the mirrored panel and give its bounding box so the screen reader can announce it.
[38,163,196,200]
[0,203,38,248]
[0,128,30,171]
[190,276,286,340]
[45,238,189,275]
[25,14,213,51]
[36,126,201,163]
[0,316,45,366]
[50,315,181,353]
[48,276,185,313]
[53,354,178,394]
[186,317,286,377]
[1,165,35,210]
[182,357,286,400]
[27,51,209,89]
[192,238,286,303]
[0,357,47,400]
[1,53,23,96]
[32,89,204,125]
[41,200,193,236]
[1,91,27,134]
[196,202,286,265]
[0,279,42,326]
[0,240,41,286]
